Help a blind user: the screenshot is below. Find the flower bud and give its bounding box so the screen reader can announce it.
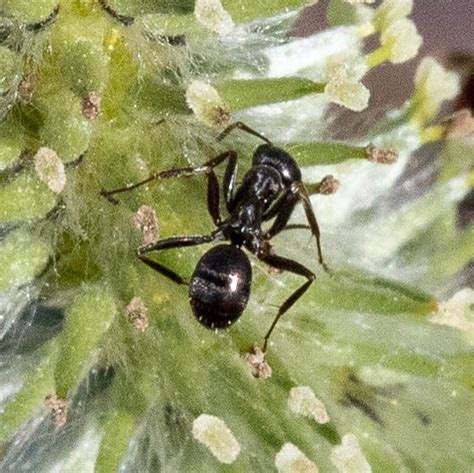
[194,0,234,36]
[192,414,240,464]
[412,57,461,123]
[275,443,319,473]
[324,53,370,111]
[373,0,413,32]
[430,289,474,345]
[186,80,231,127]
[34,147,66,194]
[330,434,371,473]
[288,386,330,424]
[380,18,422,64]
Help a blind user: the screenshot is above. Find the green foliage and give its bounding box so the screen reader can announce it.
[0,46,17,94]
[0,342,58,441]
[57,39,109,96]
[54,285,117,398]
[0,228,51,290]
[38,89,92,163]
[0,119,23,170]
[0,0,58,24]
[96,410,138,473]
[0,172,58,223]
[217,77,325,111]
[108,0,195,16]
[326,0,358,27]
[286,142,367,166]
[222,0,310,23]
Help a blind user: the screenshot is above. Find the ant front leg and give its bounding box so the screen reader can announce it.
[263,190,298,238]
[264,184,331,272]
[293,183,329,272]
[257,251,316,352]
[217,122,274,212]
[100,150,236,204]
[138,229,221,286]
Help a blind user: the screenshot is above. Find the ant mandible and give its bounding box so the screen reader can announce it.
[101,122,329,352]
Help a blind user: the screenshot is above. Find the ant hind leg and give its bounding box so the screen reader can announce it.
[257,252,316,352]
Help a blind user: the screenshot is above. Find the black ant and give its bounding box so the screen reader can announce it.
[101,122,329,352]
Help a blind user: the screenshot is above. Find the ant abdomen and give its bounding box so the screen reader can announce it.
[189,245,252,329]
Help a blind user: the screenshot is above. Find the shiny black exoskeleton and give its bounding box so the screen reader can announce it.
[101,122,327,351]
[189,245,252,328]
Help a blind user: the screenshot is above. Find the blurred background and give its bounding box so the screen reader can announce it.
[297,0,474,110]
[296,0,474,285]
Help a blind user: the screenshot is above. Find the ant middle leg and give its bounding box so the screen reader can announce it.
[257,252,316,352]
[138,229,221,286]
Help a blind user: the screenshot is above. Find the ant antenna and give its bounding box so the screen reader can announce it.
[217,122,272,145]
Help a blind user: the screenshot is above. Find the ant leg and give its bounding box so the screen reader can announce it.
[264,192,299,238]
[98,0,134,26]
[222,150,238,212]
[100,150,237,203]
[207,169,221,225]
[138,229,221,285]
[139,257,188,286]
[265,174,339,238]
[293,183,329,272]
[138,230,221,256]
[217,122,272,145]
[264,184,329,270]
[262,189,291,222]
[258,252,316,352]
[279,224,310,232]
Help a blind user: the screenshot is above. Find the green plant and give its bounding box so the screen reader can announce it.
[0,1,473,471]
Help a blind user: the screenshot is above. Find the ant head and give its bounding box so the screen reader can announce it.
[253,144,302,186]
